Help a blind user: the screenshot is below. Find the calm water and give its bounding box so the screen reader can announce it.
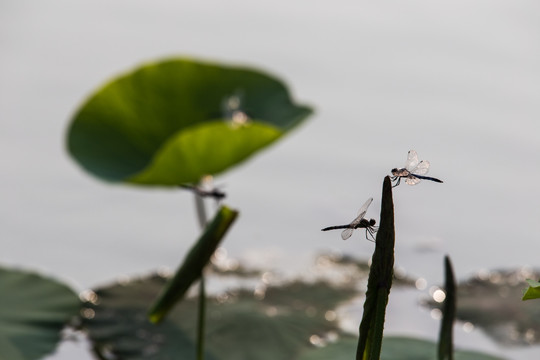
[2,1,540,359]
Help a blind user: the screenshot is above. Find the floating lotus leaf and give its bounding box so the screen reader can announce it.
[67,58,312,186]
[81,273,357,360]
[425,268,540,346]
[297,336,506,360]
[0,267,80,360]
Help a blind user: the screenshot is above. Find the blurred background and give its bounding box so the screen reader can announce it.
[1,1,539,359]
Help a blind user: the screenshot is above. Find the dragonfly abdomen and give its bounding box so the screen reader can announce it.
[321,225,350,231]
[413,174,443,183]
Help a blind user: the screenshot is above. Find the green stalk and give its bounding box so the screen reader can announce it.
[147,205,238,323]
[356,176,396,360]
[196,275,206,360]
[195,191,208,228]
[194,193,207,360]
[438,256,456,360]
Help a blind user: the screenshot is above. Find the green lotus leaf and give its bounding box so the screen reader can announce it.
[297,337,506,360]
[67,58,312,185]
[523,279,540,300]
[381,337,506,360]
[0,267,80,360]
[81,273,357,360]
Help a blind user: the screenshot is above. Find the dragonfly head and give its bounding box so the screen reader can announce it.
[391,168,398,175]
[368,218,376,226]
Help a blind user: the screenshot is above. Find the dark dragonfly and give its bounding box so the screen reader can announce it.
[321,197,377,241]
[179,184,226,201]
[391,150,443,187]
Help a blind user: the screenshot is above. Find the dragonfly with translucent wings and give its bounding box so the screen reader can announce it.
[321,197,377,241]
[391,150,443,187]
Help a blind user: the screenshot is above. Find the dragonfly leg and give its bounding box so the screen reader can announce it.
[391,177,401,188]
[365,227,376,243]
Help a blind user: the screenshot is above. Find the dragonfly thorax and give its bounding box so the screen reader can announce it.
[391,168,410,177]
[356,218,376,229]
[390,150,443,187]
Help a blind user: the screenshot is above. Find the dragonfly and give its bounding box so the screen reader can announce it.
[391,150,443,187]
[179,184,226,201]
[321,197,377,241]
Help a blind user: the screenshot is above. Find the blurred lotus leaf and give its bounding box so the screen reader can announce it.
[80,273,357,360]
[0,267,80,360]
[67,58,312,186]
[297,336,505,360]
[425,268,540,346]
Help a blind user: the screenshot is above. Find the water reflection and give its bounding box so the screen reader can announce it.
[432,289,446,303]
[79,289,99,305]
[79,254,540,358]
[253,284,266,300]
[430,308,442,320]
[425,267,540,346]
[312,252,418,288]
[80,308,95,319]
[462,322,475,333]
[81,270,358,359]
[309,334,324,347]
[415,278,427,290]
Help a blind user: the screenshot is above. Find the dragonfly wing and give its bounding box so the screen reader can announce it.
[405,176,421,185]
[341,228,354,240]
[356,197,373,218]
[411,160,430,176]
[349,197,374,229]
[405,150,419,171]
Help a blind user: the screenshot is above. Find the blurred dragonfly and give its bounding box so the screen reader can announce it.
[179,184,226,201]
[391,150,443,187]
[321,197,377,241]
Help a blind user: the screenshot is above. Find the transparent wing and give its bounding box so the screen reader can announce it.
[341,228,354,240]
[349,197,373,229]
[405,176,421,185]
[357,197,373,217]
[411,160,430,176]
[405,150,419,171]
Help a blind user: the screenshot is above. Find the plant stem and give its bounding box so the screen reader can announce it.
[194,193,207,360]
[356,176,395,360]
[195,192,208,228]
[148,205,238,323]
[438,256,456,360]
[196,275,206,360]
